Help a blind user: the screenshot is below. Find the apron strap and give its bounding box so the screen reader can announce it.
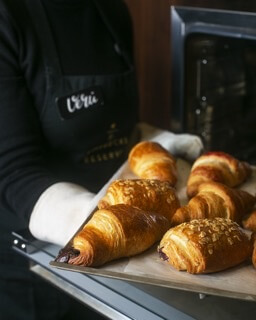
[93,0,134,69]
[26,0,133,75]
[26,0,63,77]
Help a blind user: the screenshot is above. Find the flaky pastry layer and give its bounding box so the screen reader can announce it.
[98,178,180,223]
[158,217,253,274]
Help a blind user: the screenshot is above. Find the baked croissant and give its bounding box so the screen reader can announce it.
[55,204,169,267]
[158,217,253,274]
[98,179,180,223]
[187,151,251,198]
[242,210,256,232]
[171,181,256,226]
[128,141,177,186]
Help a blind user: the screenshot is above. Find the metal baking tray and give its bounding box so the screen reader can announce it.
[50,160,256,302]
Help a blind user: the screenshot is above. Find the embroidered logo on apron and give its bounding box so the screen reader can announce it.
[84,123,129,164]
[56,86,104,120]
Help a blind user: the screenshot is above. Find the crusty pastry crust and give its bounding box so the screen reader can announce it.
[171,181,256,226]
[242,210,256,232]
[128,141,177,186]
[187,151,251,198]
[55,204,170,267]
[98,178,180,223]
[158,217,253,274]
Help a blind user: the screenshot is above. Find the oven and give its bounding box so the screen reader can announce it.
[170,6,256,163]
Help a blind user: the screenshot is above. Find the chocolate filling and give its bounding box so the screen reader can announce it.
[158,247,169,261]
[55,247,80,263]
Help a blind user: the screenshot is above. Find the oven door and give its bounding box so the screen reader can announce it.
[171,6,256,164]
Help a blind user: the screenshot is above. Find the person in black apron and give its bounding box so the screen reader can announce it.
[0,0,138,319]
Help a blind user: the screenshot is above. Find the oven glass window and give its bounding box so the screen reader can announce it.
[185,33,256,163]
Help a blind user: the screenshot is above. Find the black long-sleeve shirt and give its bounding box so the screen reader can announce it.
[0,0,135,239]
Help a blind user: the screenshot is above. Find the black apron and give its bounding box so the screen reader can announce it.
[29,0,139,193]
[0,1,138,319]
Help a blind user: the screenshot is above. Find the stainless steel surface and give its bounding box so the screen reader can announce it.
[12,233,195,320]
[30,264,128,320]
[12,232,256,320]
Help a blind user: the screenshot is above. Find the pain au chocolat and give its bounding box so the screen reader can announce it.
[98,178,180,223]
[158,217,253,274]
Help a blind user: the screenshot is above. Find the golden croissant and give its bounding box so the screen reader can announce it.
[128,141,177,186]
[171,181,256,226]
[187,151,251,198]
[98,178,180,223]
[55,204,169,267]
[158,217,253,274]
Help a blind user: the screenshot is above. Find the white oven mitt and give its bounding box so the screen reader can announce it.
[29,182,96,246]
[29,122,204,247]
[137,122,204,162]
